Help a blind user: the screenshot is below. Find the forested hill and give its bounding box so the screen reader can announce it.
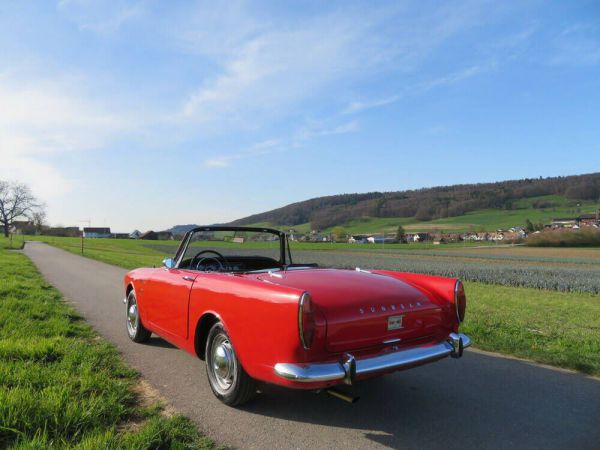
[229,173,600,229]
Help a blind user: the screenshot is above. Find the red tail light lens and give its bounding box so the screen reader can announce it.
[454,280,466,323]
[298,292,315,349]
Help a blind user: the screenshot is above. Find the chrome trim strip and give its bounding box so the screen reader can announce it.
[454,280,464,323]
[274,361,345,382]
[298,292,311,350]
[273,333,471,383]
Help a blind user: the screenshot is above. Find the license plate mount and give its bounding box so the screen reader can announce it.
[388,315,404,331]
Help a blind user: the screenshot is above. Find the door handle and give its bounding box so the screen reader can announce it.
[182,276,195,282]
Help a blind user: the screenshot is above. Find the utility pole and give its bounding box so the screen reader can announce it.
[80,219,91,255]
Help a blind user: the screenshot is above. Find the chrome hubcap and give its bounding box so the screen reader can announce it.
[126,297,138,336]
[210,334,236,393]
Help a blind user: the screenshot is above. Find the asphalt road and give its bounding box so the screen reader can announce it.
[24,242,600,450]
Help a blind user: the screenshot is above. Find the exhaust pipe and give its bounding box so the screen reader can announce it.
[326,388,360,403]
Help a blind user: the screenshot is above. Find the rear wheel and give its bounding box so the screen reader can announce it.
[205,322,257,406]
[126,290,151,343]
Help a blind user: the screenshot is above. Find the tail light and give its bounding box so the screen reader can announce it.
[298,292,315,349]
[454,280,466,323]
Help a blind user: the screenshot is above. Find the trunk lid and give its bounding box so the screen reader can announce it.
[252,268,445,353]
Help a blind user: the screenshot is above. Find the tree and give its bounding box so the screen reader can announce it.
[0,180,44,237]
[396,225,406,243]
[331,226,347,243]
[525,219,535,233]
[32,210,47,234]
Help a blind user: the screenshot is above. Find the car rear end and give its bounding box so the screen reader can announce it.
[263,268,470,389]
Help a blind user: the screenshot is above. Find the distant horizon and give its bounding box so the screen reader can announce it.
[37,170,600,232]
[2,1,599,230]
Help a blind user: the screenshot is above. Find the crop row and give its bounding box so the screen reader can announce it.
[326,248,600,266]
[294,251,600,294]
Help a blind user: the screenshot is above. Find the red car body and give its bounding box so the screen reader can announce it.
[124,227,470,403]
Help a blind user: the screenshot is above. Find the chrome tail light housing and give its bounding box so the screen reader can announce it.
[298,292,315,349]
[454,280,466,323]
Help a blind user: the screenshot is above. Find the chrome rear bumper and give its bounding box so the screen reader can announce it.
[274,333,471,384]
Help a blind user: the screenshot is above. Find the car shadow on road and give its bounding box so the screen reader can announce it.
[144,336,177,349]
[239,352,600,449]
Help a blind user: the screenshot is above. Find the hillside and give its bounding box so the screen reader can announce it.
[229,173,600,233]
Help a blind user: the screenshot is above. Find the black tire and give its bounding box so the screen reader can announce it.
[126,290,151,343]
[205,322,257,406]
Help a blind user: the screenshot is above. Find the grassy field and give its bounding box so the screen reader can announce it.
[0,248,214,449]
[247,195,600,234]
[20,235,600,377]
[0,234,25,250]
[461,283,600,375]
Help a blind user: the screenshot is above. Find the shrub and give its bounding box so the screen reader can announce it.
[527,229,600,247]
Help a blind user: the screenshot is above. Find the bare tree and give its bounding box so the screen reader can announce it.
[32,209,47,234]
[0,180,44,237]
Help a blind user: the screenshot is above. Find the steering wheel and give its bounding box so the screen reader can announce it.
[190,250,228,272]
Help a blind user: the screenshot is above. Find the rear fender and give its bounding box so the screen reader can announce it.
[372,270,461,330]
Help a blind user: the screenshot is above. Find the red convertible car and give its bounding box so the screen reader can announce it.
[124,227,470,405]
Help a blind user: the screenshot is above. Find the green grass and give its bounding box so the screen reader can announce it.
[23,235,501,271]
[462,282,600,375]
[0,235,25,250]
[0,249,215,449]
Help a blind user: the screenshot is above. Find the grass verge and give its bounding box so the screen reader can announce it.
[0,235,25,250]
[462,281,600,376]
[0,249,215,449]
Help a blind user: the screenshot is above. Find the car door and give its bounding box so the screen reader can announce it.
[145,267,198,341]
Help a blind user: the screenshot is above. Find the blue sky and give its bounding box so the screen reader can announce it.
[1,1,599,231]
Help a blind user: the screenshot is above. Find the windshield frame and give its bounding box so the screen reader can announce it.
[173,226,287,270]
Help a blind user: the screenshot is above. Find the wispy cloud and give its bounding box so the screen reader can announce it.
[174,1,496,131]
[58,0,144,34]
[0,73,138,197]
[295,120,360,141]
[342,95,401,115]
[547,23,600,66]
[203,118,360,169]
[203,139,281,169]
[416,63,495,93]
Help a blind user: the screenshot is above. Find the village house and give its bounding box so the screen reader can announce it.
[140,231,158,240]
[156,231,174,240]
[129,230,142,239]
[45,227,80,237]
[83,227,111,238]
[9,220,36,235]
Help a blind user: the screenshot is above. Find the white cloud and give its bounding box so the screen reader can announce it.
[548,24,600,66]
[296,120,360,141]
[0,74,138,199]
[58,0,145,34]
[343,95,401,114]
[416,63,495,92]
[203,138,282,169]
[172,1,501,132]
[204,158,230,168]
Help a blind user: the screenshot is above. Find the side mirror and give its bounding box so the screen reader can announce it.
[163,258,174,269]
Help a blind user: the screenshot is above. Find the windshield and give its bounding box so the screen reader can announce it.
[178,228,283,272]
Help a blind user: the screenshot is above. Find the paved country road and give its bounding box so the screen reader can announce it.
[24,242,600,450]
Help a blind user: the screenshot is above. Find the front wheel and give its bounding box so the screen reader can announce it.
[126,290,151,343]
[205,323,257,406]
